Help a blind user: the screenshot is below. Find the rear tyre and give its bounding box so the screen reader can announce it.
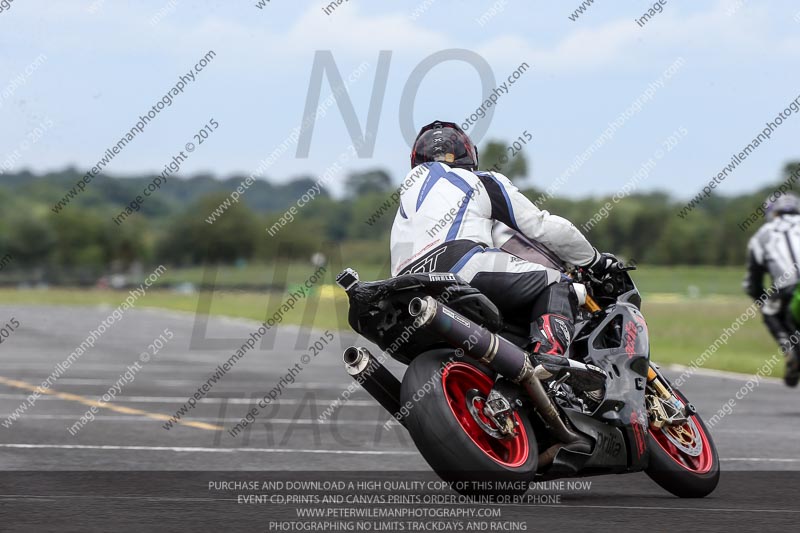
[645,388,720,498]
[402,351,537,495]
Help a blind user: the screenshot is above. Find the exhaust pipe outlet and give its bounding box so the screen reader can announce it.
[408,296,427,317]
[342,346,405,426]
[408,295,589,456]
[343,346,369,375]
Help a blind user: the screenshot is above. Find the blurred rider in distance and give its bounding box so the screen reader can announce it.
[744,192,800,387]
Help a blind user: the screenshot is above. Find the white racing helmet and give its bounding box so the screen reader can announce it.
[766,193,800,220]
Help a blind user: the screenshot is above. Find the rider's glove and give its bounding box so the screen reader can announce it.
[588,252,620,278]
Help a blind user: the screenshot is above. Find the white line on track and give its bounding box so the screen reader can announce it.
[665,364,782,384]
[0,362,241,370]
[510,503,800,514]
[0,393,376,406]
[1,378,355,389]
[0,494,794,514]
[0,443,417,455]
[706,428,800,436]
[0,494,235,503]
[2,444,796,463]
[724,458,800,462]
[0,413,388,425]
[0,493,794,515]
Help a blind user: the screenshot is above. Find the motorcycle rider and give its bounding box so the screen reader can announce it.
[391,120,617,391]
[744,193,800,387]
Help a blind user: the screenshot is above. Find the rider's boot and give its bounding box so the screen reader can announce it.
[529,313,607,393]
[780,337,800,388]
[763,316,799,388]
[527,288,601,466]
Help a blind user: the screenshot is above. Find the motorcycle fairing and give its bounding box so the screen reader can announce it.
[570,301,651,471]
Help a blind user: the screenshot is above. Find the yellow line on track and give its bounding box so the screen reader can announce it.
[0,375,221,431]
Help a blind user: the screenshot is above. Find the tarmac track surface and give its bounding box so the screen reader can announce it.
[0,305,798,532]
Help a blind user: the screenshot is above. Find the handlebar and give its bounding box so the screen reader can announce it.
[610,261,637,273]
[572,259,639,310]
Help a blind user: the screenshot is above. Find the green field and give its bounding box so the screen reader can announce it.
[0,264,781,377]
[96,262,748,296]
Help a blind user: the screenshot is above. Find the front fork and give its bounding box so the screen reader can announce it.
[645,365,696,428]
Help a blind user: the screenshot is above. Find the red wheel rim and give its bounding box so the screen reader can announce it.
[649,413,714,474]
[441,362,530,468]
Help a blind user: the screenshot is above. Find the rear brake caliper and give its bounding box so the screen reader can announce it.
[466,389,518,439]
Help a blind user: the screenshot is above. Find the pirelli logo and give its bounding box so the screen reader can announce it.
[428,273,456,282]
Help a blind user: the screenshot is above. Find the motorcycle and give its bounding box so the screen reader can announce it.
[335,234,720,498]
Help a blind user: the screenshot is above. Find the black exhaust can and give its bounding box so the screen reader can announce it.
[408,295,530,381]
[342,346,405,426]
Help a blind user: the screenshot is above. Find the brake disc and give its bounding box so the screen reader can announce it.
[662,417,703,457]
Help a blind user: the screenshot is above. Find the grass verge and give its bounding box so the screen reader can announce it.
[0,286,780,378]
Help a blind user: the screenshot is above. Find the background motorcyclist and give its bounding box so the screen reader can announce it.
[744,192,800,387]
[391,120,618,391]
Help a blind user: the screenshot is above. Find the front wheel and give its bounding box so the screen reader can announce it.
[401,351,537,494]
[645,388,720,498]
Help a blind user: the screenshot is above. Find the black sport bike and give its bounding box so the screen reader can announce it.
[335,234,719,498]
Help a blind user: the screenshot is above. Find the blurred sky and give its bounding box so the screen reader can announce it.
[2,0,800,199]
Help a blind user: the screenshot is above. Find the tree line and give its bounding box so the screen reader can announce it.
[1,149,798,280]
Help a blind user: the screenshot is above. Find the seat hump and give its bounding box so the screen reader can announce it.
[352,272,504,331]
